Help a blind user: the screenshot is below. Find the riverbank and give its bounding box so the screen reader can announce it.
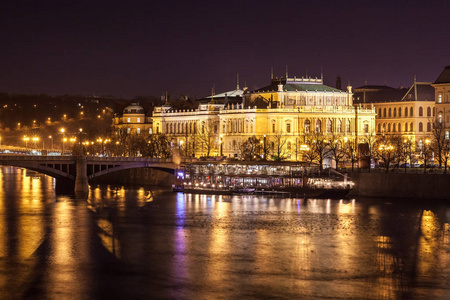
[89,167,174,187]
[348,172,450,200]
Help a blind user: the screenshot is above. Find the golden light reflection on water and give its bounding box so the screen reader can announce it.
[418,210,445,277]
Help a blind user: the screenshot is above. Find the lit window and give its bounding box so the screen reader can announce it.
[127,118,131,123]
[438,94,443,103]
[127,128,131,134]
[137,118,140,123]
[137,128,141,134]
[446,131,450,140]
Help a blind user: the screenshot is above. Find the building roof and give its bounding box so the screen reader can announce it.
[354,85,396,91]
[353,87,407,103]
[434,66,450,84]
[205,88,244,99]
[353,82,434,104]
[251,77,342,93]
[123,103,145,114]
[401,82,434,101]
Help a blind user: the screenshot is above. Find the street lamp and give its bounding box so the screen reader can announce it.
[263,134,267,160]
[60,128,65,155]
[79,128,83,155]
[32,137,39,149]
[23,136,29,148]
[219,134,223,156]
[179,140,184,156]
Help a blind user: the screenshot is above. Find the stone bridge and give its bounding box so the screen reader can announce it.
[0,155,190,194]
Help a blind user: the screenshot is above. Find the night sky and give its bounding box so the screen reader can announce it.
[1,0,449,99]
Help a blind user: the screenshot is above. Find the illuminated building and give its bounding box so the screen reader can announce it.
[354,82,435,146]
[433,66,450,138]
[354,81,435,149]
[112,103,152,135]
[152,76,376,161]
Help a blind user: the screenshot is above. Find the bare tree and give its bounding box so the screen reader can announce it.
[145,133,172,158]
[441,137,450,174]
[270,131,288,161]
[375,134,402,173]
[196,119,218,157]
[241,136,263,161]
[362,131,377,172]
[431,121,445,168]
[304,131,329,171]
[402,136,414,173]
[327,133,346,170]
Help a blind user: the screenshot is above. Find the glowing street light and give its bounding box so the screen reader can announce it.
[60,128,66,155]
[219,134,223,156]
[23,136,30,148]
[49,135,53,150]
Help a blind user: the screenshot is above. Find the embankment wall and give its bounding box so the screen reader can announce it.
[348,172,450,200]
[90,167,175,187]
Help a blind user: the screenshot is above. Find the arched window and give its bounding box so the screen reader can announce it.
[383,108,387,118]
[398,107,402,117]
[388,108,392,117]
[316,120,322,132]
[427,107,431,117]
[346,120,351,133]
[326,119,332,132]
[405,123,408,132]
[419,107,423,116]
[378,123,381,132]
[379,108,382,118]
[393,123,396,132]
[427,122,431,132]
[382,123,386,132]
[410,107,413,117]
[419,122,423,132]
[410,122,413,131]
[337,119,342,133]
[393,108,397,117]
[398,123,401,132]
[304,119,310,133]
[387,123,391,132]
[405,107,408,117]
[433,107,436,116]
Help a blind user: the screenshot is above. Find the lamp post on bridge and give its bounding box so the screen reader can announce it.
[60,128,65,155]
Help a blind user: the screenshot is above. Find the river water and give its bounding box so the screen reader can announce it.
[1,166,450,299]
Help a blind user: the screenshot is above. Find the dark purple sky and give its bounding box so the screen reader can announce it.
[1,0,449,99]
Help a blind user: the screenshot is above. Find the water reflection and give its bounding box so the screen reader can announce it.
[2,166,450,298]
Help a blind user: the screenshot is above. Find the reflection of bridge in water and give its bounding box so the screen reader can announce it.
[0,155,186,194]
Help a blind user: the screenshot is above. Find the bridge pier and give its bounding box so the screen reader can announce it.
[74,156,89,196]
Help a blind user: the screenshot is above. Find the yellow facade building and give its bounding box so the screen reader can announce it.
[354,82,435,148]
[112,103,153,135]
[152,76,376,161]
[433,66,450,138]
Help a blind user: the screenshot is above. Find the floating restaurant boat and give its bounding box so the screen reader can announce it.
[174,161,353,198]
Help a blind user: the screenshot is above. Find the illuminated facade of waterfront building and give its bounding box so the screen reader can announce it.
[354,81,435,149]
[112,103,153,135]
[152,77,376,160]
[433,66,450,137]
